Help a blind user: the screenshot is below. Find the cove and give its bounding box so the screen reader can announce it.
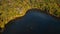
[3,9,60,34]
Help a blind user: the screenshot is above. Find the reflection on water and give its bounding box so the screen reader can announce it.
[3,9,60,34]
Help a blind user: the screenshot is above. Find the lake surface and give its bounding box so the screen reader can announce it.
[3,9,60,34]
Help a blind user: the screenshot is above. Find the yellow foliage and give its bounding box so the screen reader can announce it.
[0,0,60,32]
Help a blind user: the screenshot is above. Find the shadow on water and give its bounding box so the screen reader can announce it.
[2,9,60,34]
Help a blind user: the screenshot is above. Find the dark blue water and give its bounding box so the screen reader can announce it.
[3,9,60,34]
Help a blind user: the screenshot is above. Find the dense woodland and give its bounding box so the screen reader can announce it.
[0,0,60,32]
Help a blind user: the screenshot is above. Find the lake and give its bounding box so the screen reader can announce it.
[3,9,60,34]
